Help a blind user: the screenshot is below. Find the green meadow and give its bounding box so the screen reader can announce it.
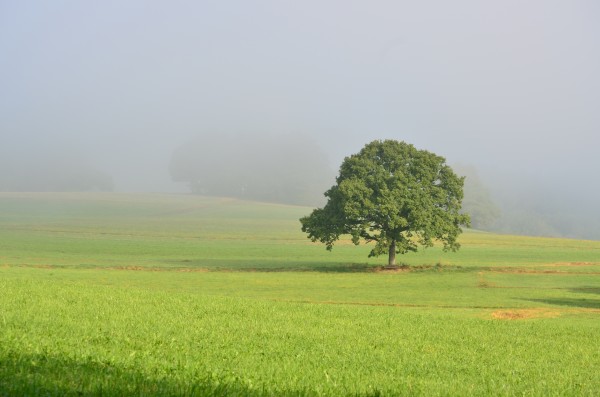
[1,192,600,396]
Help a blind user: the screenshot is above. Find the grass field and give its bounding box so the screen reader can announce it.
[1,192,600,396]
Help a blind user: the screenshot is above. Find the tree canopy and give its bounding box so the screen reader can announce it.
[300,140,470,266]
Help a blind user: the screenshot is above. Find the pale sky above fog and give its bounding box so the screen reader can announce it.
[1,0,599,195]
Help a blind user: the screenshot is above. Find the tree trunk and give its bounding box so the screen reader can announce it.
[388,240,396,266]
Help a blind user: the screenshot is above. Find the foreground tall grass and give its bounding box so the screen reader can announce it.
[1,193,600,396]
[2,275,600,396]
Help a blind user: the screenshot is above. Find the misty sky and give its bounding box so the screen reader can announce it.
[1,1,599,196]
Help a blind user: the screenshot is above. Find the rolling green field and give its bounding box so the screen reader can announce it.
[1,192,600,396]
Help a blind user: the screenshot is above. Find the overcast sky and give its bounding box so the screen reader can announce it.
[1,0,599,195]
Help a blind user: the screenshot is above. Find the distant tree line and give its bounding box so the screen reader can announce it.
[455,165,600,240]
[0,153,113,192]
[452,164,501,230]
[169,133,334,206]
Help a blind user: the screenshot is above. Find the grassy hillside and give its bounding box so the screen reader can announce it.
[1,192,598,271]
[1,192,599,396]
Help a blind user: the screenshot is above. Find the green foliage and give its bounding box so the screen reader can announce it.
[301,140,470,263]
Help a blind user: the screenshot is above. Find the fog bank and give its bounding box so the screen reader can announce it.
[1,1,598,238]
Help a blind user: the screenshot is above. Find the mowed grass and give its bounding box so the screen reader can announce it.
[1,192,600,396]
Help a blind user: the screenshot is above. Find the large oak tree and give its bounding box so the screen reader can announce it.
[300,140,470,266]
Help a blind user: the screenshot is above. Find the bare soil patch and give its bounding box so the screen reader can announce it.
[9,264,211,273]
[492,309,560,320]
[376,265,411,273]
[544,262,598,267]
[489,267,600,275]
